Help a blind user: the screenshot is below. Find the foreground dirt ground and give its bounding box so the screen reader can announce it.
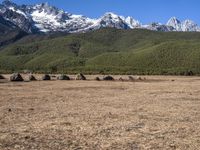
[0,75,200,150]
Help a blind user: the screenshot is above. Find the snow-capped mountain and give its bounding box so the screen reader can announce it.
[0,0,35,33]
[142,22,174,32]
[167,17,182,31]
[96,12,130,29]
[0,0,200,33]
[182,20,200,32]
[30,3,94,33]
[167,17,200,32]
[125,16,141,28]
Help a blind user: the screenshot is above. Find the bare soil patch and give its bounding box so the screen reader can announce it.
[0,75,200,149]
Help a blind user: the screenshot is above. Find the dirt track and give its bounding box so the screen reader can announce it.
[0,75,200,150]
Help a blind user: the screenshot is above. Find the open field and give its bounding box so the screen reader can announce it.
[0,75,200,149]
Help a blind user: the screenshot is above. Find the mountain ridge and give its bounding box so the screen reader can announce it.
[0,0,200,33]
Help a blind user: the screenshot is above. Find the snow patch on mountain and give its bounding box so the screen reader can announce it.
[166,17,200,32]
[125,16,141,28]
[8,6,29,19]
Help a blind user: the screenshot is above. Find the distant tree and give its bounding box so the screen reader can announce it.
[50,66,57,73]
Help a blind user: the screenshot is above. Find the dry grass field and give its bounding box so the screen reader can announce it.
[0,75,200,150]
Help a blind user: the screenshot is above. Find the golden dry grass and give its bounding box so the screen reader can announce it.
[0,75,200,150]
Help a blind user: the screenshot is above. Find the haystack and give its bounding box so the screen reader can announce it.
[119,77,124,81]
[138,76,143,80]
[103,75,114,81]
[42,74,51,80]
[29,74,37,81]
[185,71,194,76]
[95,77,101,81]
[0,74,5,79]
[10,73,24,82]
[128,76,135,81]
[76,73,86,80]
[57,74,70,80]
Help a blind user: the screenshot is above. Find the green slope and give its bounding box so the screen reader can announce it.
[0,16,27,48]
[1,28,200,75]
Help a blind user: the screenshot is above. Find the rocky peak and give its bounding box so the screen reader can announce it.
[167,17,182,31]
[2,0,17,7]
[125,16,141,28]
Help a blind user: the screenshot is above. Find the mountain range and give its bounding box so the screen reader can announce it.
[1,0,200,75]
[0,0,200,33]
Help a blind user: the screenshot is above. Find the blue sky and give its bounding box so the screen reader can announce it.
[2,0,200,24]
